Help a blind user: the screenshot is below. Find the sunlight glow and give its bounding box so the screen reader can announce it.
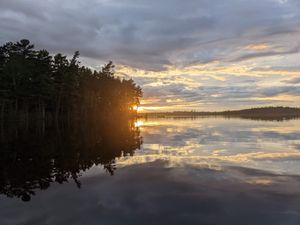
[133,105,143,112]
[134,120,144,128]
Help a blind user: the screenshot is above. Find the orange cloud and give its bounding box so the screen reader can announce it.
[244,43,272,51]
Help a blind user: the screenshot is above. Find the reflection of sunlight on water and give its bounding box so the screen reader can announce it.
[134,120,144,128]
[134,119,161,128]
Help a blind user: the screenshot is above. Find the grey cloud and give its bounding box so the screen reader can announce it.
[261,86,300,97]
[140,75,298,109]
[229,44,300,63]
[283,77,300,84]
[1,0,300,110]
[1,0,300,70]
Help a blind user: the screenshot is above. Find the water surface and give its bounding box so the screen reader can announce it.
[1,117,300,225]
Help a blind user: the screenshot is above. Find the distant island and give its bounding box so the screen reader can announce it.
[138,107,300,121]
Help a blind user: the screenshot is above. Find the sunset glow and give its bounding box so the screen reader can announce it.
[134,120,144,128]
[1,0,300,112]
[1,1,300,223]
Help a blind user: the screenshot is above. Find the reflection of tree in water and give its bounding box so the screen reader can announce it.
[0,118,142,202]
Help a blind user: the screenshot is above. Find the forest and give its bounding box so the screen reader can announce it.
[140,106,300,121]
[0,39,142,123]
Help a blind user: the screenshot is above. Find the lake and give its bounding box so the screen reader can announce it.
[1,117,300,225]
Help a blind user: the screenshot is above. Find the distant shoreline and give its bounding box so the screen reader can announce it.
[138,107,300,121]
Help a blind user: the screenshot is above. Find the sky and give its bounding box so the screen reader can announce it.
[0,0,300,112]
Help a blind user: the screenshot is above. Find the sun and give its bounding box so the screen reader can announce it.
[133,105,143,112]
[134,120,144,127]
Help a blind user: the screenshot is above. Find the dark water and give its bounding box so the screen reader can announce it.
[1,117,300,225]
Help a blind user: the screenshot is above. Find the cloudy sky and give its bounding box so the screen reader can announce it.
[1,0,300,111]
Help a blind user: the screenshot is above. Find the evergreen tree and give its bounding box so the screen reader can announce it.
[0,39,143,123]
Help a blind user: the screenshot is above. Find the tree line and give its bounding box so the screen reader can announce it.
[0,39,142,123]
[139,107,300,121]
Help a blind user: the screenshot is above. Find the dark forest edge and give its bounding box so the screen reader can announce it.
[139,107,300,121]
[0,39,142,124]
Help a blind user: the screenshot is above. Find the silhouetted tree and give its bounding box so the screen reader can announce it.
[0,39,142,123]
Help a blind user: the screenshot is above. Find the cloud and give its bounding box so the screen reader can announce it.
[138,76,300,111]
[1,0,300,70]
[244,44,272,51]
[229,44,300,62]
[261,86,300,97]
[1,0,300,110]
[283,77,300,84]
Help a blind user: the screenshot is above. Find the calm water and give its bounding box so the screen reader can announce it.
[1,117,300,225]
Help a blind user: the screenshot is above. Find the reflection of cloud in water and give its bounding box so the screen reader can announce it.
[1,161,300,225]
[120,117,300,174]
